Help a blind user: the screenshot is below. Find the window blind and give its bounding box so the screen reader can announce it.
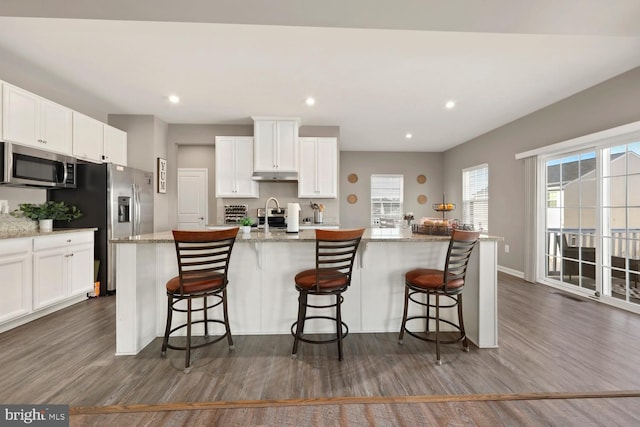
[463,165,489,233]
[371,174,404,226]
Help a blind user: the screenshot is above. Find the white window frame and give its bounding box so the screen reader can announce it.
[462,164,489,234]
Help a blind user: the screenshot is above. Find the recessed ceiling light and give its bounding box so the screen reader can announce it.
[444,100,456,110]
[305,97,316,106]
[405,133,413,139]
[168,95,180,104]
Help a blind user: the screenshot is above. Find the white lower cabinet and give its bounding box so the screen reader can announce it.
[0,231,94,332]
[33,232,94,309]
[33,245,67,310]
[0,238,32,324]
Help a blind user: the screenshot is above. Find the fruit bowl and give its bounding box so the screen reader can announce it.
[433,203,455,212]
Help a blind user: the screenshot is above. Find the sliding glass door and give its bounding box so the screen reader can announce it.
[543,142,640,306]
[545,151,597,292]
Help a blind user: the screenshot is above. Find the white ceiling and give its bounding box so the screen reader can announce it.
[0,1,639,152]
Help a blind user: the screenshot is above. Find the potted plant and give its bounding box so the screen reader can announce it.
[12,201,82,232]
[239,217,254,234]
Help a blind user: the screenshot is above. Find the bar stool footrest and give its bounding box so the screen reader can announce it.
[401,315,466,345]
[291,315,348,345]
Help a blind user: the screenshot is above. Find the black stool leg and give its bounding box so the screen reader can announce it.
[336,292,343,361]
[435,293,441,366]
[185,297,192,373]
[457,294,469,352]
[398,285,410,344]
[291,290,308,357]
[203,295,209,337]
[222,289,234,350]
[161,295,173,357]
[425,293,431,333]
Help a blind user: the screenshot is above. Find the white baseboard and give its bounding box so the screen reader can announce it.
[497,265,524,279]
[0,294,89,334]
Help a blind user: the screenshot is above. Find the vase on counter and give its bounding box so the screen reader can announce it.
[39,219,53,232]
[241,226,251,234]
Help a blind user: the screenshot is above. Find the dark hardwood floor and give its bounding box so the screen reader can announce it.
[2,272,640,426]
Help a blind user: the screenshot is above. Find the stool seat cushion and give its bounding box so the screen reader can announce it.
[295,268,349,290]
[405,268,464,290]
[166,272,225,294]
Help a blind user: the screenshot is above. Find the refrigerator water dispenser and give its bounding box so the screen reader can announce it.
[118,197,131,222]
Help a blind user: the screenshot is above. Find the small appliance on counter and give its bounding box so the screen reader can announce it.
[257,207,287,229]
[287,203,301,233]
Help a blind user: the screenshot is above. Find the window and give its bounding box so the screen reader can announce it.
[371,174,403,227]
[462,164,489,233]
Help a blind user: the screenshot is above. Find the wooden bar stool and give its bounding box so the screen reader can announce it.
[291,228,365,361]
[161,228,239,373]
[398,229,480,365]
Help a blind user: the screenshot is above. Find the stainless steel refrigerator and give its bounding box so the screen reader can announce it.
[49,163,154,294]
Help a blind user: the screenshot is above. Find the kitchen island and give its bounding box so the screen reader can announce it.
[113,228,501,355]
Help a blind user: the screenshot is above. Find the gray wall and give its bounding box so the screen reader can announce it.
[339,151,445,229]
[108,114,169,232]
[443,66,640,273]
[168,124,253,226]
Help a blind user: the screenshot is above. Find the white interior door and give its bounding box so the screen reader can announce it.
[177,168,208,230]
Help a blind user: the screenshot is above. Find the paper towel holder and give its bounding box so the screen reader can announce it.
[287,202,301,233]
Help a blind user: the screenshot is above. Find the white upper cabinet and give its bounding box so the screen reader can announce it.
[215,136,259,198]
[298,137,338,198]
[103,124,127,166]
[2,83,73,155]
[253,117,299,173]
[72,111,104,163]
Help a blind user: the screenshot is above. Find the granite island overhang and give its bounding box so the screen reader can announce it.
[112,228,501,355]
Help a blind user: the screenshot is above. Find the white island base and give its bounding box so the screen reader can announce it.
[114,229,499,355]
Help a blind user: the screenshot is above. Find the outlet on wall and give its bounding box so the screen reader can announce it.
[505,244,510,253]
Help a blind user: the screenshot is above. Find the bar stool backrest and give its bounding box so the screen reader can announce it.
[443,229,481,293]
[172,228,239,296]
[313,228,365,293]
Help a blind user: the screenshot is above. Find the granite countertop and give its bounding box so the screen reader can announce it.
[0,228,98,241]
[111,228,502,244]
[206,222,341,228]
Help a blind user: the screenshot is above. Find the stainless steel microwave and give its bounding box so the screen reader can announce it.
[0,142,76,189]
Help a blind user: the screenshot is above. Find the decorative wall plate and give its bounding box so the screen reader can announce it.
[347,194,358,204]
[348,173,358,183]
[417,195,427,204]
[417,174,427,184]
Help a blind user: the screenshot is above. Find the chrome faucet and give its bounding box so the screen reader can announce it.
[264,197,281,234]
